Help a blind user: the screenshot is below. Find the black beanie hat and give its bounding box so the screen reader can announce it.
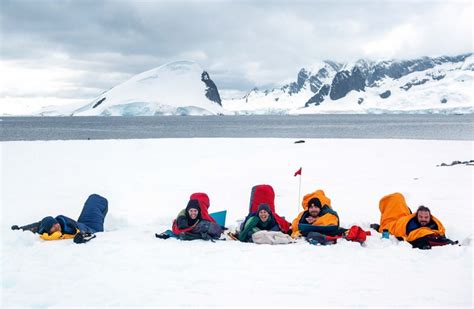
[308,198,322,209]
[257,203,271,214]
[38,216,58,234]
[186,199,201,213]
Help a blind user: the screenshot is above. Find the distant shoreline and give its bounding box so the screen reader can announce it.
[1,114,473,142]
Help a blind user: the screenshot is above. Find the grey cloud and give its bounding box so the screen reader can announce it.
[1,0,472,99]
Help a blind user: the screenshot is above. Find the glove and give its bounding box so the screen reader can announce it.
[74,233,85,244]
[427,235,456,247]
[155,233,170,239]
[73,233,96,244]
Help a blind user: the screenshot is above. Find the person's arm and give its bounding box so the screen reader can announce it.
[56,215,79,234]
[176,216,189,229]
[11,221,41,233]
[298,223,339,235]
[410,234,458,249]
[175,210,189,229]
[316,212,339,226]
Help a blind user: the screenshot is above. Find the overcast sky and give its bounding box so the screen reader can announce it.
[0,0,472,111]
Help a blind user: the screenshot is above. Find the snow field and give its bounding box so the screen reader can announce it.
[1,138,472,307]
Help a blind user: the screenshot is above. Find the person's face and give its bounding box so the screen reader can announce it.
[308,205,321,217]
[259,209,269,222]
[417,211,431,226]
[188,208,199,220]
[49,223,61,234]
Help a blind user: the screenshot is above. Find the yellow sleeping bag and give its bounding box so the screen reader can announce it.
[39,229,79,241]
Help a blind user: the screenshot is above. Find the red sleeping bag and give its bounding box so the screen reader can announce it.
[248,184,290,233]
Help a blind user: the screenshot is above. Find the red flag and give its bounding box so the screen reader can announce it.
[294,167,302,177]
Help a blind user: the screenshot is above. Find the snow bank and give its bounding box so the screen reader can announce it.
[2,138,472,307]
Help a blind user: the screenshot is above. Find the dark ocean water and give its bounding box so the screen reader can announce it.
[1,114,473,141]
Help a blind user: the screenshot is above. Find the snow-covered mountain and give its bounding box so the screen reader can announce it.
[223,53,473,114]
[69,61,229,116]
[29,54,473,116]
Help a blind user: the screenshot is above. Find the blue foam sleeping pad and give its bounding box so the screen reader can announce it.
[210,210,227,227]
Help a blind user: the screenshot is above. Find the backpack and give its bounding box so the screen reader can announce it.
[345,225,371,243]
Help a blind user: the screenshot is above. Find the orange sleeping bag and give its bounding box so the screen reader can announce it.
[291,190,339,238]
[378,192,445,242]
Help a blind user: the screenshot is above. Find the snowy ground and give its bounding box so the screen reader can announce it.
[1,138,472,307]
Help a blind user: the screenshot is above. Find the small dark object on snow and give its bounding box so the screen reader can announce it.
[370,223,380,231]
[294,140,305,144]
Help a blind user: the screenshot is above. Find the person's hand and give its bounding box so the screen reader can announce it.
[306,217,316,224]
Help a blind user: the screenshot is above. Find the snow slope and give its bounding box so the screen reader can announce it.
[71,61,229,116]
[1,138,472,307]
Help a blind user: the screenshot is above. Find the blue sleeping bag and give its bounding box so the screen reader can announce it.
[77,194,108,233]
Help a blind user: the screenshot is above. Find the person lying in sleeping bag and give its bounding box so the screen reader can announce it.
[28,194,108,241]
[375,192,457,249]
[172,198,223,241]
[291,190,340,239]
[238,204,285,242]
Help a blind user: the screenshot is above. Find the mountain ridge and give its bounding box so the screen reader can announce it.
[223,52,473,114]
[29,53,474,116]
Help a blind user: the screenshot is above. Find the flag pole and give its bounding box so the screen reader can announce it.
[298,173,302,212]
[294,167,302,212]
